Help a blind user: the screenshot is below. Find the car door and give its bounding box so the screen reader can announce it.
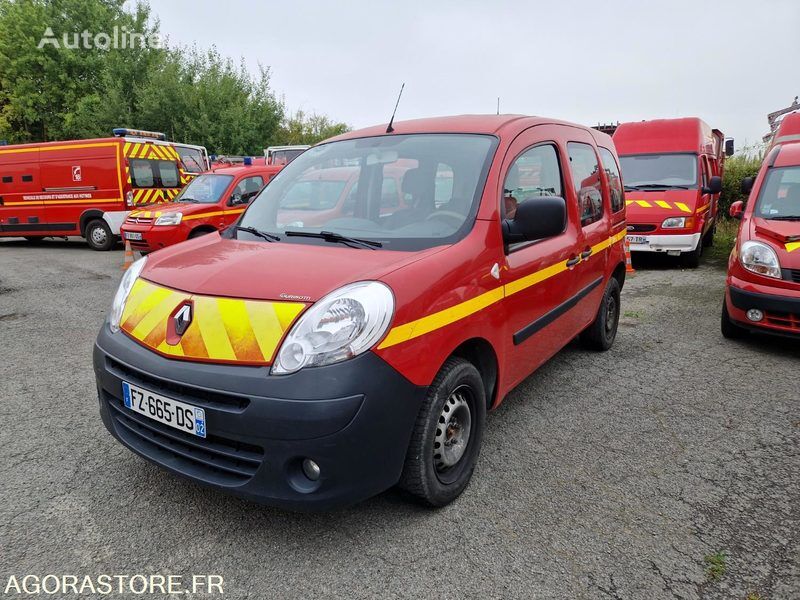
[566,139,610,327]
[500,126,584,387]
[0,150,45,235]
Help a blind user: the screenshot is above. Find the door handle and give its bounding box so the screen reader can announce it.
[581,248,593,260]
[566,256,581,267]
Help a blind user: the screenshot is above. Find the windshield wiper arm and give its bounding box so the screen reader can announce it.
[768,215,800,221]
[285,230,382,249]
[235,226,280,242]
[177,197,199,203]
[626,184,689,190]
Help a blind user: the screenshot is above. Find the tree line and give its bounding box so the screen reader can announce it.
[0,0,349,153]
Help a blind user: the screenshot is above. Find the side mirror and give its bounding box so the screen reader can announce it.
[703,175,722,195]
[502,196,566,244]
[740,177,754,195]
[729,200,744,219]
[725,139,735,157]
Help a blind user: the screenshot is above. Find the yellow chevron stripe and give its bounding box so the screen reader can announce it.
[675,202,692,213]
[786,241,800,253]
[635,200,652,208]
[655,201,671,209]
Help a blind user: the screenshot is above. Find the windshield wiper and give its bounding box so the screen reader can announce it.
[235,226,280,242]
[625,184,689,190]
[285,230,382,249]
[177,197,199,203]
[768,215,800,221]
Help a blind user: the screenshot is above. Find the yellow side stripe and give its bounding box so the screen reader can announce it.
[0,142,117,155]
[182,209,245,221]
[378,228,627,349]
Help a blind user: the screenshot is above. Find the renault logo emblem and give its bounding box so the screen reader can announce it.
[174,304,193,336]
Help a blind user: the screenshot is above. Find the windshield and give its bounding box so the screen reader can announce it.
[755,166,800,219]
[240,134,497,250]
[174,174,233,204]
[619,153,698,188]
[175,145,207,173]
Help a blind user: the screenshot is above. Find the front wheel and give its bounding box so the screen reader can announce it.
[85,219,114,251]
[580,277,621,351]
[682,238,703,268]
[721,300,747,339]
[398,357,486,507]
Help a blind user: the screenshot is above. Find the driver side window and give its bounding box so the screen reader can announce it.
[231,176,264,204]
[502,144,563,221]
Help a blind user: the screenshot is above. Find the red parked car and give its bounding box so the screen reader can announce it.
[614,117,733,267]
[94,115,627,509]
[722,112,800,339]
[121,164,281,252]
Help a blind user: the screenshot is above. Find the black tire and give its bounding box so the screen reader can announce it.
[703,224,716,248]
[682,238,703,268]
[189,228,215,239]
[85,219,114,251]
[398,357,486,507]
[721,300,746,339]
[24,236,46,243]
[580,277,621,351]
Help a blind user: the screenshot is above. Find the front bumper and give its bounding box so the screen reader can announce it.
[120,223,184,252]
[94,325,427,510]
[626,232,701,254]
[726,282,800,338]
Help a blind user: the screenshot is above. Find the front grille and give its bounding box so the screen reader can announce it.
[106,357,250,412]
[105,392,264,486]
[627,224,657,233]
[126,216,153,225]
[784,268,800,284]
[764,310,800,332]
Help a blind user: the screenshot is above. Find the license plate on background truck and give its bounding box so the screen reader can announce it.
[124,232,143,241]
[121,381,206,438]
[627,235,649,245]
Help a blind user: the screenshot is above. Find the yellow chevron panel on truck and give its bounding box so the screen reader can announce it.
[120,279,306,365]
[626,199,693,214]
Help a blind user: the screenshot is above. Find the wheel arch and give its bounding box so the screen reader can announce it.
[189,224,218,238]
[611,261,626,290]
[448,337,498,410]
[79,209,106,237]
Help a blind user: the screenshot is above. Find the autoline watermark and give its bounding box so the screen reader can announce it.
[37,26,162,50]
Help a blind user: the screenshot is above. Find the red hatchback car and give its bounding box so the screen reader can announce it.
[722,113,800,339]
[94,115,627,510]
[121,164,281,252]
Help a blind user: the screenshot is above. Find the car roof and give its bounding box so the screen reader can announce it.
[774,142,800,168]
[325,114,595,143]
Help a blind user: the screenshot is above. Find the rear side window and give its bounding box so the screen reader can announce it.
[158,161,179,187]
[567,142,604,226]
[598,147,624,213]
[503,144,563,220]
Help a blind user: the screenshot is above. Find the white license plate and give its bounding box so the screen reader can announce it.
[124,232,143,241]
[122,381,206,438]
[627,235,649,245]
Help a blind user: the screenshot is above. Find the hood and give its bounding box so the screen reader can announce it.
[750,218,800,266]
[624,189,699,223]
[142,233,445,301]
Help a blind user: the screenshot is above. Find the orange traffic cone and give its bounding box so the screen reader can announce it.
[121,240,136,271]
[624,237,635,274]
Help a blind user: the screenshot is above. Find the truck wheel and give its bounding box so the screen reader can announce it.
[580,277,621,351]
[703,225,716,248]
[682,239,703,268]
[85,219,114,251]
[398,357,486,507]
[721,300,746,339]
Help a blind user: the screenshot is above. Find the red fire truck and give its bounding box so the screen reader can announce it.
[613,118,733,267]
[0,129,208,250]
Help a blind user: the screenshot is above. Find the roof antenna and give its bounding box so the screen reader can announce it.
[386,83,405,133]
[497,97,500,115]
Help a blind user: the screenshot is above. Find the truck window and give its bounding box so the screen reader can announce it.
[158,161,179,187]
[175,146,206,174]
[618,153,698,189]
[754,166,800,219]
[567,142,604,226]
[130,159,155,188]
[598,147,624,213]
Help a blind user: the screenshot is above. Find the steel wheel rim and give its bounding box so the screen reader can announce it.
[434,385,473,472]
[91,226,107,245]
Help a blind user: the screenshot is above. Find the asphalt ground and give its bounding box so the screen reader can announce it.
[0,237,798,600]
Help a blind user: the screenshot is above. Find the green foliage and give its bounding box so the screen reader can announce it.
[720,146,764,216]
[0,0,347,154]
[279,110,350,145]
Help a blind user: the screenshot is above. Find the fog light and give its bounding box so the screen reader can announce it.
[746,308,764,322]
[302,458,320,481]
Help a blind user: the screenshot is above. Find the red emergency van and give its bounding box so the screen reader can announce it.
[613,118,733,267]
[0,129,207,250]
[722,112,800,339]
[120,163,281,252]
[94,115,627,509]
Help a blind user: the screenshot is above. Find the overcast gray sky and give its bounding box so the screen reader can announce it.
[151,0,799,150]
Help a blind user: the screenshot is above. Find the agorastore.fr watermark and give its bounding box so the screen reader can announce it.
[37,26,162,50]
[2,574,223,596]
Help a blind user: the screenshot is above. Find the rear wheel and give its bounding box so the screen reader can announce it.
[189,227,215,239]
[24,236,46,243]
[682,238,703,268]
[399,357,486,507]
[581,277,621,351]
[85,219,114,251]
[721,300,747,339]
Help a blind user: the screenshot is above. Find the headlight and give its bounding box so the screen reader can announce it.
[155,213,182,226]
[109,257,147,333]
[272,281,394,375]
[740,241,781,279]
[662,217,686,228]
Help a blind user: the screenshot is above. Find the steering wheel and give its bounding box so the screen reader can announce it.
[425,210,464,227]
